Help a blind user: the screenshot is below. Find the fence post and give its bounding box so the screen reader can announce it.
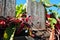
[0,0,15,17]
[0,0,4,16]
[26,0,45,29]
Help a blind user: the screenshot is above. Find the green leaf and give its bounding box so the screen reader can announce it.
[53,4,58,7]
[50,10,59,19]
[53,3,60,8]
[41,0,53,7]
[48,18,57,29]
[3,28,16,40]
[16,4,26,18]
[48,18,57,24]
[3,24,16,40]
[32,0,36,1]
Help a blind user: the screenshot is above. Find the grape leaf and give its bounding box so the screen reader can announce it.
[48,18,57,29]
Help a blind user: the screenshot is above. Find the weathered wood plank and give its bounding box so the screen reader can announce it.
[38,3,45,29]
[0,0,3,16]
[26,0,32,16]
[0,0,15,17]
[5,0,15,17]
[26,0,45,29]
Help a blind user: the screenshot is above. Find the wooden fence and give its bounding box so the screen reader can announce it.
[0,0,15,17]
[26,0,45,29]
[0,0,45,29]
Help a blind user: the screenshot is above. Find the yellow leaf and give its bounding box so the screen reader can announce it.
[4,31,8,39]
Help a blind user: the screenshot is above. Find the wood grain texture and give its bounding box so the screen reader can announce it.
[26,0,45,29]
[0,0,15,17]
